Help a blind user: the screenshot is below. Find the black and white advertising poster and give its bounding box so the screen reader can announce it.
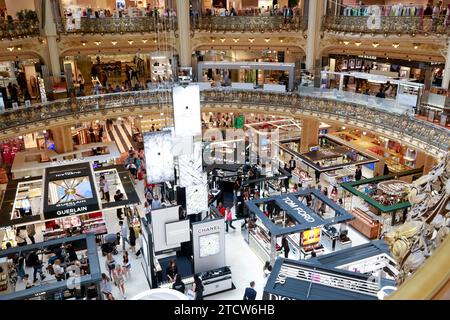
[43,162,100,220]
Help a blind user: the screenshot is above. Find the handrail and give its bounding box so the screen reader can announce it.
[322,15,448,35]
[192,16,307,32]
[0,89,448,153]
[62,16,178,33]
[0,19,40,39]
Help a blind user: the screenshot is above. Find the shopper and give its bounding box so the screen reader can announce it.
[225,207,236,232]
[383,163,390,175]
[263,261,271,277]
[376,87,386,98]
[355,165,362,181]
[26,224,36,244]
[105,253,116,278]
[100,273,115,300]
[172,274,186,294]
[53,259,65,281]
[315,162,321,184]
[192,274,204,300]
[151,195,161,210]
[144,201,152,215]
[243,281,257,300]
[289,156,296,172]
[281,236,290,258]
[114,190,124,220]
[217,202,226,217]
[331,186,338,202]
[166,260,178,282]
[27,250,46,283]
[119,221,129,251]
[114,264,126,299]
[122,251,131,279]
[89,126,95,143]
[129,227,136,254]
[100,175,110,202]
[15,228,27,247]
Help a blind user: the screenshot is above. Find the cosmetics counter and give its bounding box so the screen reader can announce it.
[341,168,423,237]
[245,189,355,264]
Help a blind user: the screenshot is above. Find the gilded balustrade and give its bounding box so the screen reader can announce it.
[64,16,177,34]
[193,16,307,33]
[0,90,448,152]
[322,15,448,35]
[0,20,40,39]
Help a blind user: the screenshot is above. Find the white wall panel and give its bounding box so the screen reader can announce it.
[144,131,174,184]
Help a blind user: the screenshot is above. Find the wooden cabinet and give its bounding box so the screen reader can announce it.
[349,208,381,240]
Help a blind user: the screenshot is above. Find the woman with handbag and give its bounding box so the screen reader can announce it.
[113,264,126,299]
[100,273,115,300]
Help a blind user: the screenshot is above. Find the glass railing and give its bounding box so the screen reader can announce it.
[1,88,447,153]
[63,16,177,33]
[0,19,40,39]
[322,15,448,35]
[192,16,307,32]
[298,86,414,115]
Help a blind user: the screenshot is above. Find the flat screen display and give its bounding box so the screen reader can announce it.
[48,177,93,205]
[301,228,321,246]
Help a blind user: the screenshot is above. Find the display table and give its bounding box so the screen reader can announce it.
[200,266,233,297]
[349,208,381,239]
[322,228,339,251]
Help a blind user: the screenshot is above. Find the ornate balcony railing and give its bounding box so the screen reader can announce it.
[192,16,307,33]
[63,16,177,34]
[322,15,448,36]
[0,20,40,39]
[0,89,448,154]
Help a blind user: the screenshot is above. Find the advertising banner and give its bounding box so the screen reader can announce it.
[43,162,100,220]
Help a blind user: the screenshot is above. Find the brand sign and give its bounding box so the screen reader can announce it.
[282,197,315,223]
[43,162,100,220]
[197,225,220,234]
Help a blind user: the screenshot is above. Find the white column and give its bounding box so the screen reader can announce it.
[44,0,61,76]
[305,0,323,72]
[442,40,450,90]
[176,0,192,67]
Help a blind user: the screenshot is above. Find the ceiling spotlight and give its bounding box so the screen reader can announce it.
[372,42,379,48]
[128,40,134,45]
[264,38,270,43]
[355,41,362,47]
[160,112,164,116]
[414,44,419,49]
[139,115,143,118]
[363,131,367,135]
[142,39,148,43]
[153,39,157,43]
[220,38,226,43]
[408,58,411,62]
[280,39,284,43]
[343,41,350,45]
[82,41,86,46]
[94,41,101,46]
[117,117,122,121]
[95,119,100,123]
[392,43,400,48]
[342,126,346,130]
[42,130,47,133]
[18,136,23,139]
[17,46,21,51]
[248,38,255,43]
[111,41,117,45]
[233,38,239,43]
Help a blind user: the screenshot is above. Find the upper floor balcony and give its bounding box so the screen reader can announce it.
[323,15,448,36]
[0,18,40,40]
[62,16,177,34]
[192,15,307,33]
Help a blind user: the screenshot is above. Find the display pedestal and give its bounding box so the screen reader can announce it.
[201,266,234,297]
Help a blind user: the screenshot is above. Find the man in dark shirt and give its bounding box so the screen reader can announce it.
[376,88,386,99]
[243,281,257,300]
[289,156,296,172]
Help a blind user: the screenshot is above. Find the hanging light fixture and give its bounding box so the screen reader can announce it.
[111,41,117,45]
[81,41,86,46]
[372,42,379,48]
[248,38,255,43]
[264,38,270,43]
[94,41,101,46]
[343,40,350,45]
[355,41,362,47]
[142,39,148,43]
[392,43,400,48]
[233,38,239,43]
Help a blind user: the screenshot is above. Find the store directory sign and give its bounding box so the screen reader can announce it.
[42,162,100,220]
